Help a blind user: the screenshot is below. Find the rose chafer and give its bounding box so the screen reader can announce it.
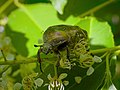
[34,25,88,72]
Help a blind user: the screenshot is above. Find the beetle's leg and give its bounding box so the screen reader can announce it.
[34,44,43,72]
[37,48,43,73]
[66,46,70,61]
[55,50,61,67]
[55,51,61,72]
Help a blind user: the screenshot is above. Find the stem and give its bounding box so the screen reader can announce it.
[102,52,112,88]
[90,45,120,54]
[0,57,37,65]
[106,53,111,75]
[54,64,58,78]
[79,0,115,17]
[100,52,109,59]
[114,50,120,56]
[0,0,13,14]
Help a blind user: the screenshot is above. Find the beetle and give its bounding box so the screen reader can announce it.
[34,25,88,72]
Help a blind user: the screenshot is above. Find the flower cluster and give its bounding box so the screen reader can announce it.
[47,73,69,90]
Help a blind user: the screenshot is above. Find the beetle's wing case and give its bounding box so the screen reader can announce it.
[43,25,70,47]
[43,25,88,47]
[67,26,88,40]
[63,25,88,47]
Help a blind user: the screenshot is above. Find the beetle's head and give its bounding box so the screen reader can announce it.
[42,43,52,54]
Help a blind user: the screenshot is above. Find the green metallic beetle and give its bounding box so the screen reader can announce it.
[34,25,88,72]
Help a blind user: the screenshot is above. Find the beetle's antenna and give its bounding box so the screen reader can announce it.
[39,62,43,73]
[34,45,41,47]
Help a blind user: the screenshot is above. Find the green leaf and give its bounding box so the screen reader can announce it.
[57,0,111,20]
[20,63,36,78]
[76,17,114,49]
[50,0,68,14]
[64,61,106,90]
[7,3,79,57]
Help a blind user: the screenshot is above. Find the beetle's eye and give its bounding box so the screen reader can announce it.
[42,48,48,54]
[42,43,51,54]
[43,47,49,54]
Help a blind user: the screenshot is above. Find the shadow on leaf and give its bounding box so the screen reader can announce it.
[5,25,29,56]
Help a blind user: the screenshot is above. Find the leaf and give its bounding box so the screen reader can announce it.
[7,3,79,57]
[76,17,114,49]
[64,61,106,90]
[20,63,36,78]
[50,0,68,14]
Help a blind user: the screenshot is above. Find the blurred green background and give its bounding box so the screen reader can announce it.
[1,0,120,44]
[0,0,120,90]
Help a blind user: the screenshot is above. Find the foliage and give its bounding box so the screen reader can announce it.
[0,0,120,90]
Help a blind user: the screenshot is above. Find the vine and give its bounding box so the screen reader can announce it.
[79,0,116,17]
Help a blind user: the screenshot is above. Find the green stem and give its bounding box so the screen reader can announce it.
[100,52,109,58]
[0,57,37,65]
[90,45,120,54]
[106,53,111,75]
[0,0,13,14]
[54,64,58,78]
[79,0,115,17]
[102,52,112,88]
[114,50,120,56]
